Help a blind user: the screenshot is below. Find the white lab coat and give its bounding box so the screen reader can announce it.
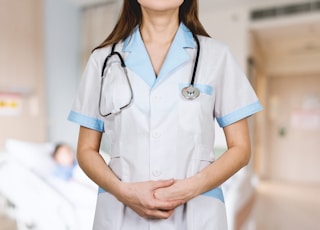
[68,23,262,230]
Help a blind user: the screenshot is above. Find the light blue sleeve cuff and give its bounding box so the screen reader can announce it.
[68,111,104,132]
[217,101,263,128]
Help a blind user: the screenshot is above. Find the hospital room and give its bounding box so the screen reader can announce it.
[0,0,319,229]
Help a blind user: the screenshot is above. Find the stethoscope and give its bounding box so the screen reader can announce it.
[99,33,201,117]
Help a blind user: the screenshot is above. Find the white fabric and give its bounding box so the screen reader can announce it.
[68,24,262,230]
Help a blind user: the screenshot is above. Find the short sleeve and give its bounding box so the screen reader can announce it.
[67,51,105,132]
[214,47,262,128]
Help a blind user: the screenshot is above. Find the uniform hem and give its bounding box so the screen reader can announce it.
[68,111,104,132]
[202,187,224,203]
[217,101,263,127]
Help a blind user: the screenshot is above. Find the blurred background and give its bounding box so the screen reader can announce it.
[0,0,319,229]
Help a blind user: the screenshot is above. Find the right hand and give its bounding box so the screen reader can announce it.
[117,179,184,219]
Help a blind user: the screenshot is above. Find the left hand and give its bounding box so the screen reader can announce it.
[153,178,197,203]
[117,179,183,219]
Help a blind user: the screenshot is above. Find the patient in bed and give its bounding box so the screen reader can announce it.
[51,143,77,181]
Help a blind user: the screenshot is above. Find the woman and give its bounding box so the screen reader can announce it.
[51,143,77,181]
[68,0,262,229]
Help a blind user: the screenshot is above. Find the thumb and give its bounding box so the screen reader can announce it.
[152,178,175,190]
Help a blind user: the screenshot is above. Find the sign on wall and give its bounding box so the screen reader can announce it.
[291,94,320,130]
[0,92,22,116]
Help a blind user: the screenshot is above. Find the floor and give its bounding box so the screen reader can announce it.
[0,196,17,230]
[0,215,16,230]
[0,180,319,230]
[249,180,320,230]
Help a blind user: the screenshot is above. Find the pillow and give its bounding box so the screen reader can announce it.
[5,139,56,175]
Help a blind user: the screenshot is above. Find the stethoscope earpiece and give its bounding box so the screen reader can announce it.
[182,86,200,100]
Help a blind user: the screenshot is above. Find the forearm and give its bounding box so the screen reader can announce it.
[77,148,122,197]
[77,126,122,198]
[191,144,250,197]
[190,118,251,198]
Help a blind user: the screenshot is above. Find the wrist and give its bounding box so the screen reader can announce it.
[189,173,207,197]
[115,181,128,202]
[182,176,201,201]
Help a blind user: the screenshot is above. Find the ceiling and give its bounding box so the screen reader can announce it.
[253,21,320,58]
[251,17,320,75]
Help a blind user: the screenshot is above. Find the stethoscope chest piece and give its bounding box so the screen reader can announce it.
[182,86,200,100]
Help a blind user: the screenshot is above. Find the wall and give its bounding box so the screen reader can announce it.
[81,2,121,66]
[0,0,46,150]
[248,32,269,177]
[0,0,81,150]
[198,0,315,154]
[267,75,320,183]
[44,0,81,148]
[200,6,250,71]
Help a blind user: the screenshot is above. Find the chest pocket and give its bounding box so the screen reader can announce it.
[178,83,214,132]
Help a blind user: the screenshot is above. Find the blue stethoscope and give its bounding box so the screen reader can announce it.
[99,33,201,117]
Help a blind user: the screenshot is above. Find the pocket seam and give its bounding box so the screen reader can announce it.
[179,83,213,96]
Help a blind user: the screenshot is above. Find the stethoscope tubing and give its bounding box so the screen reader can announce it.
[99,44,133,117]
[190,33,200,87]
[99,33,201,116]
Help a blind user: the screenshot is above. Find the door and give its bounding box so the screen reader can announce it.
[267,75,320,183]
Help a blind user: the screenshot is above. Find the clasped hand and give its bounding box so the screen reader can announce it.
[118,178,194,220]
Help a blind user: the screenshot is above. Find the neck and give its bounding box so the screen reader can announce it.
[140,8,179,44]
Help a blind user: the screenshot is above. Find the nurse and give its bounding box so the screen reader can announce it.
[68,0,262,229]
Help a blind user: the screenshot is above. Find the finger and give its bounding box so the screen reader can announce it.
[152,178,175,190]
[146,209,174,220]
[153,198,183,211]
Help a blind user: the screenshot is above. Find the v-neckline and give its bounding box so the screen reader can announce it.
[122,23,195,88]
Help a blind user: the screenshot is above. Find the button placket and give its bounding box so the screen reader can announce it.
[149,90,165,179]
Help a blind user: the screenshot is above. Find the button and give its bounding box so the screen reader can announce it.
[151,131,161,139]
[152,169,162,177]
[152,95,162,102]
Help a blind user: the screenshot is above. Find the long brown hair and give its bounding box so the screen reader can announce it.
[94,0,210,50]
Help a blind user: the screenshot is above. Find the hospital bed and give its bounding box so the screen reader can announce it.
[0,139,99,230]
[0,139,255,230]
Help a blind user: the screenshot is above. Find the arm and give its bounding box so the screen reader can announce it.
[77,126,183,219]
[154,118,251,202]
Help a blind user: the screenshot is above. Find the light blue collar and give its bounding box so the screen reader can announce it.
[122,23,195,87]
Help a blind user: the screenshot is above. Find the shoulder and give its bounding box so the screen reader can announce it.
[89,46,112,66]
[89,41,126,66]
[197,36,238,67]
[198,35,230,55]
